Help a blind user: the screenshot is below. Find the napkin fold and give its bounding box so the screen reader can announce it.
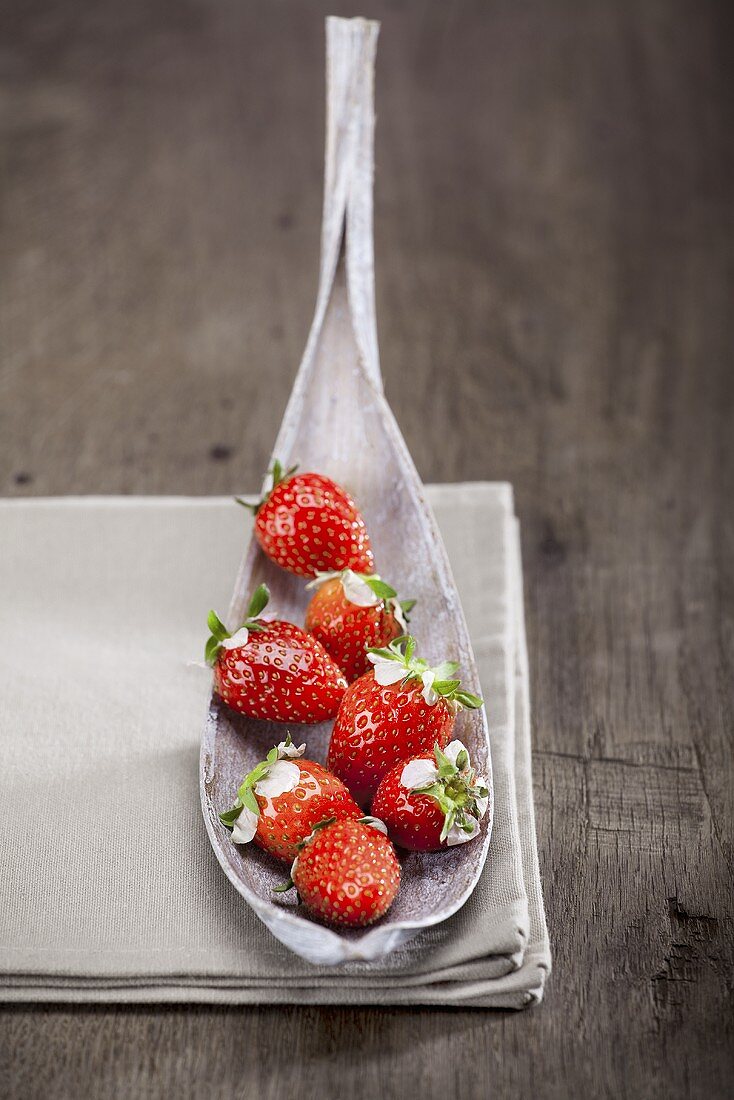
[0,485,550,1008]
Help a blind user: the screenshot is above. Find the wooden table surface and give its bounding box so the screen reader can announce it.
[1,1,732,1097]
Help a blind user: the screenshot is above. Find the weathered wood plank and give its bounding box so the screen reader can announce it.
[1,0,732,1097]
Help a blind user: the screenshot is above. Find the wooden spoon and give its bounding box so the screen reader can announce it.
[200,16,493,965]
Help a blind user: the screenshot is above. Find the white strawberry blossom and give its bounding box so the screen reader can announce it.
[367,652,407,686]
[340,570,381,607]
[444,740,468,766]
[399,739,488,846]
[276,739,306,760]
[367,652,441,702]
[231,804,259,844]
[220,626,250,651]
[446,816,481,846]
[308,569,379,607]
[309,569,397,610]
[391,600,408,632]
[254,760,301,800]
[400,758,440,790]
[229,755,302,846]
[225,736,307,847]
[307,570,340,588]
[421,669,439,705]
[475,779,489,819]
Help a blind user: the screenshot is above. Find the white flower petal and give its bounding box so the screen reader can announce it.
[276,740,306,760]
[231,805,259,844]
[391,600,408,632]
[475,776,489,818]
[220,626,249,651]
[305,570,341,590]
[446,815,481,847]
[444,740,469,768]
[254,759,300,799]
[341,570,380,608]
[421,670,439,706]
[370,655,407,686]
[401,759,439,790]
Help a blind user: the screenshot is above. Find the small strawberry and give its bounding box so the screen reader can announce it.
[237,460,374,578]
[372,740,490,851]
[327,635,483,806]
[275,816,400,927]
[304,569,416,682]
[206,583,347,723]
[219,736,361,862]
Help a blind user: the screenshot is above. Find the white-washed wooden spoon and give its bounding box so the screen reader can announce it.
[200,16,493,965]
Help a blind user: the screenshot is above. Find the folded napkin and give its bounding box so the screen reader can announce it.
[0,484,550,1008]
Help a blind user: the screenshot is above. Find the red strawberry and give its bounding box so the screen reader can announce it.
[304,569,415,682]
[327,636,483,806]
[278,816,400,927]
[237,461,373,578]
[219,736,361,862]
[206,584,347,723]
[372,740,490,852]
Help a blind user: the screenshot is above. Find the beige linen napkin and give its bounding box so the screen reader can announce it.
[0,485,550,1008]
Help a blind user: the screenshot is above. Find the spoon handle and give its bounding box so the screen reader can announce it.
[317,17,382,392]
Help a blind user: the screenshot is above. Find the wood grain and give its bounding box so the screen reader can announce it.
[1,0,732,1097]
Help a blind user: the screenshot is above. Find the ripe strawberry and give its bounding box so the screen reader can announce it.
[219,736,361,862]
[277,816,400,927]
[206,583,347,723]
[237,460,373,578]
[304,569,416,682]
[327,636,483,806]
[372,740,490,851]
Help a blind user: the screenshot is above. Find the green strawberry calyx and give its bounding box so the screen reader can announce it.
[273,815,388,895]
[219,733,306,845]
[205,583,272,666]
[401,741,490,845]
[235,458,299,516]
[306,569,416,628]
[273,815,337,894]
[366,636,483,709]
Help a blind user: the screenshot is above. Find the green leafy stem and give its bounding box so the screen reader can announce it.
[367,635,483,709]
[205,583,271,666]
[219,733,299,828]
[412,743,489,842]
[234,458,299,515]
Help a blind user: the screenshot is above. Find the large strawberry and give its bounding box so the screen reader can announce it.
[327,636,483,805]
[237,461,373,578]
[206,583,347,723]
[219,736,361,862]
[276,816,400,927]
[304,569,415,682]
[372,740,490,851]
